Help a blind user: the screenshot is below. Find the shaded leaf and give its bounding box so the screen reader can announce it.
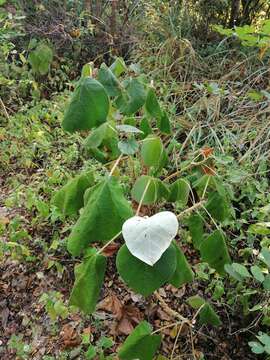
[200,230,231,275]
[169,241,194,287]
[188,214,204,250]
[116,244,176,296]
[67,177,133,256]
[98,63,121,96]
[62,78,109,133]
[52,172,94,216]
[69,251,106,314]
[118,321,161,360]
[168,179,190,205]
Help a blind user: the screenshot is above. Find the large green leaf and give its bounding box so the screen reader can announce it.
[187,296,221,326]
[141,135,164,167]
[168,179,190,205]
[69,250,106,314]
[205,192,230,222]
[145,88,162,119]
[67,177,133,256]
[188,214,204,250]
[109,57,127,77]
[116,78,147,115]
[116,244,176,296]
[200,230,231,275]
[98,63,121,97]
[131,175,168,205]
[140,117,152,139]
[62,78,109,133]
[169,242,194,287]
[118,321,161,360]
[51,172,94,216]
[157,111,171,134]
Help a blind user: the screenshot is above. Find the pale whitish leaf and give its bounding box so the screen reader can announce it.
[122,211,179,266]
[248,341,265,354]
[116,124,143,134]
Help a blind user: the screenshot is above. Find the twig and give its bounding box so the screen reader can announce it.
[135,179,151,216]
[164,156,210,182]
[151,320,182,335]
[109,154,123,177]
[0,97,10,121]
[154,291,192,325]
[170,322,185,359]
[177,200,206,219]
[97,230,122,255]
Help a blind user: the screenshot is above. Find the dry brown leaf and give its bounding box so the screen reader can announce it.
[97,294,123,319]
[101,243,120,257]
[60,324,81,349]
[98,293,142,336]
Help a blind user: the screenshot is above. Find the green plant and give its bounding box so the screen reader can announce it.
[7,334,31,360]
[39,291,69,322]
[51,57,234,357]
[214,20,270,57]
[84,336,115,360]
[249,332,270,356]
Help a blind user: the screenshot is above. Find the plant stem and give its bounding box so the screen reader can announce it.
[97,230,122,255]
[164,155,210,182]
[135,179,151,216]
[177,200,206,219]
[109,154,123,177]
[151,320,182,335]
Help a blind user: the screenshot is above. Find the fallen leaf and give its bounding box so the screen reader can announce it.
[60,324,81,349]
[98,293,142,335]
[1,307,9,327]
[101,243,120,257]
[113,304,142,336]
[97,294,123,319]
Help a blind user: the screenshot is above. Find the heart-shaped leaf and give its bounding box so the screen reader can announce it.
[62,78,109,133]
[118,321,161,360]
[118,138,139,155]
[131,175,168,205]
[168,179,190,205]
[116,244,177,296]
[122,211,179,266]
[69,250,106,314]
[141,135,164,167]
[67,177,133,256]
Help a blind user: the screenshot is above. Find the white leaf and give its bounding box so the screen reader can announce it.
[122,211,179,266]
